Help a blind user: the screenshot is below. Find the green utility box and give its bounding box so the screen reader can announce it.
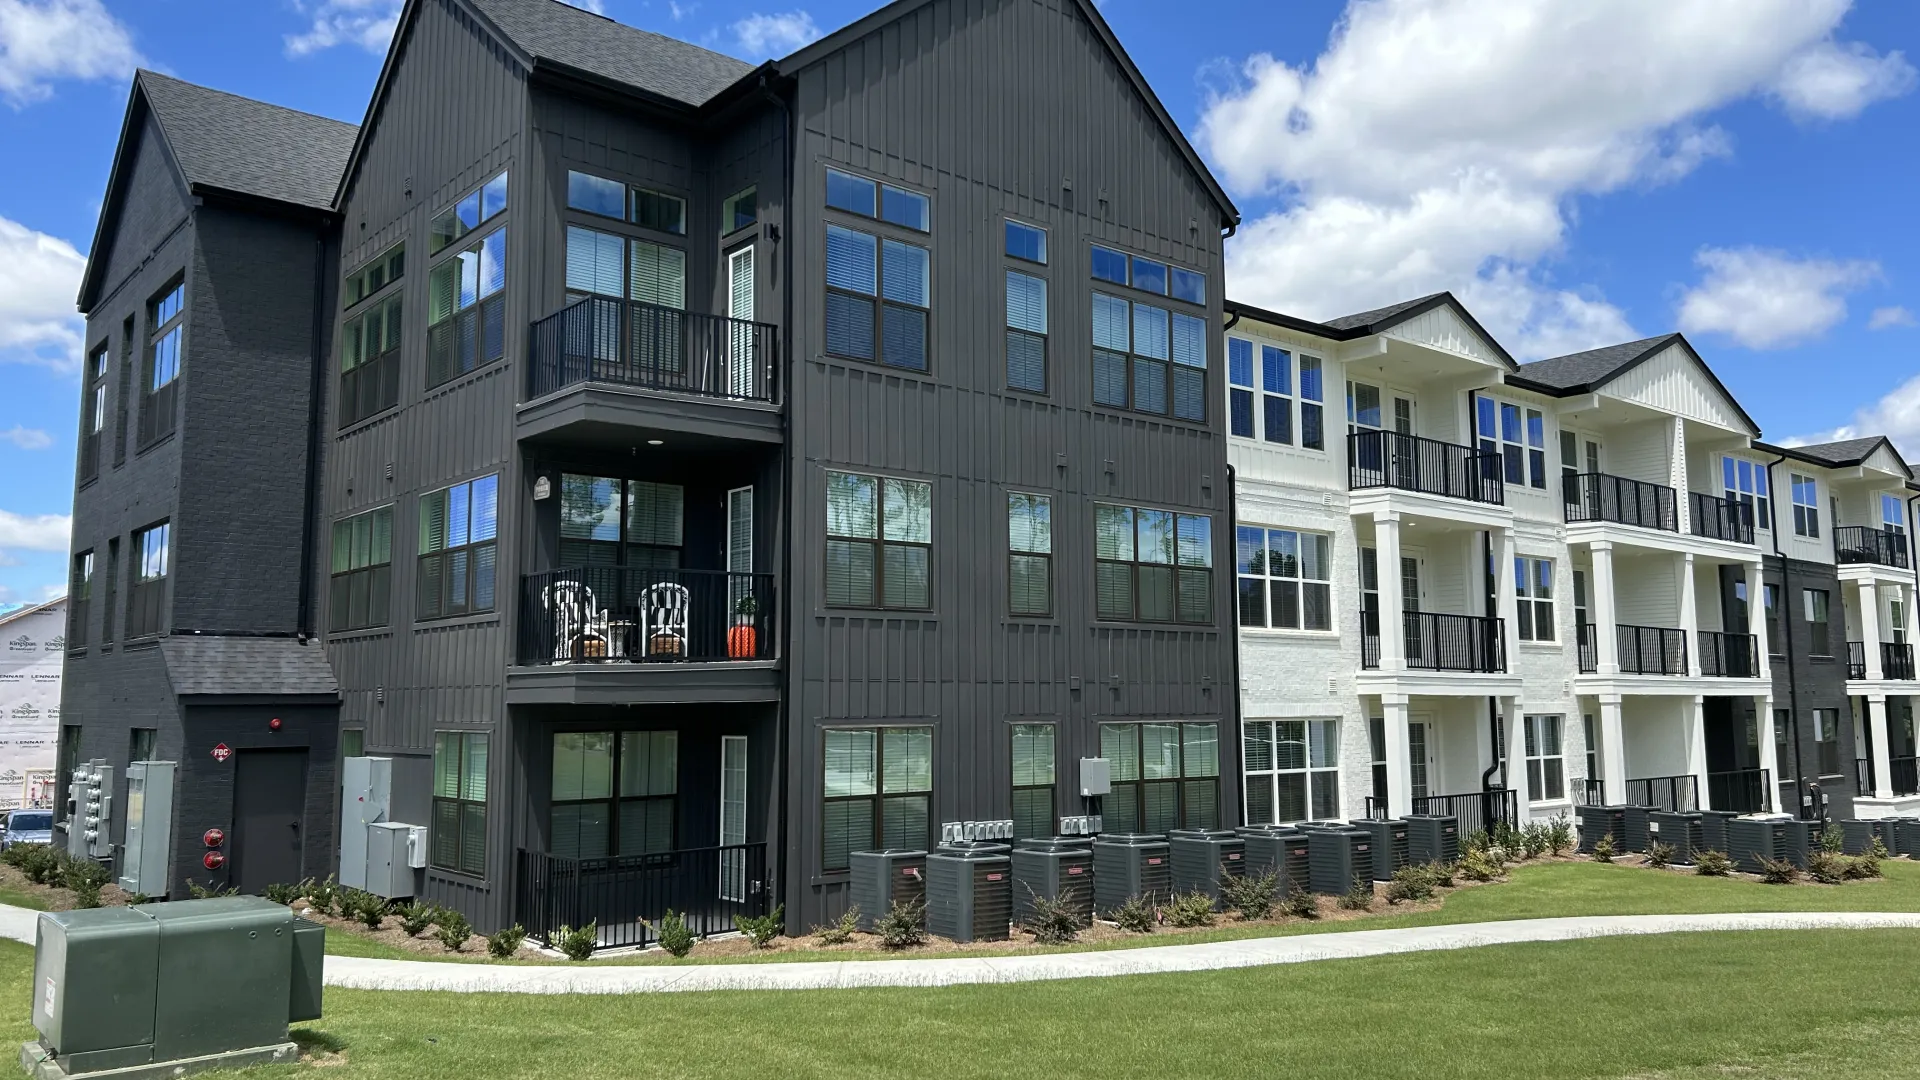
[24,897,323,1080]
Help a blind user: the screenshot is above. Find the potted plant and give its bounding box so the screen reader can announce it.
[728,595,759,659]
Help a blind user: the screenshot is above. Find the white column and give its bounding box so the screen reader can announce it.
[1374,512,1405,671]
[1756,694,1780,813]
[1504,696,1531,825]
[1382,694,1412,818]
[1860,579,1883,680]
[1495,526,1520,667]
[1670,416,1691,535]
[1592,541,1620,674]
[1679,552,1701,677]
[1686,695,1709,809]
[1869,693,1893,799]
[1600,694,1628,805]
[1747,559,1770,682]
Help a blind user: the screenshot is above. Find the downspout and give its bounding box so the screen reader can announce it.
[1470,393,1502,794]
[1227,464,1244,825]
[762,72,796,915]
[1764,453,1805,805]
[296,232,329,642]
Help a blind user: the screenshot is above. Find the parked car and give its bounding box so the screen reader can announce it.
[2,810,54,850]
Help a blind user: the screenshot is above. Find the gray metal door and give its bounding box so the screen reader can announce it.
[233,749,307,895]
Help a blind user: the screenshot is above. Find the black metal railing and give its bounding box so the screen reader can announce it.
[1562,472,1678,531]
[528,296,778,403]
[1699,631,1759,678]
[1707,768,1770,814]
[1848,640,1867,680]
[1688,491,1754,544]
[518,567,775,666]
[1625,774,1699,811]
[1360,610,1506,673]
[1618,624,1688,675]
[1575,778,1608,806]
[1367,789,1519,838]
[1885,642,1916,680]
[1578,622,1599,673]
[1835,525,1911,569]
[1896,756,1920,797]
[515,843,772,953]
[1856,758,1873,798]
[1348,430,1504,504]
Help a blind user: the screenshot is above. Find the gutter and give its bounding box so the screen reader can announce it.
[762,72,796,916]
[1763,452,1805,803]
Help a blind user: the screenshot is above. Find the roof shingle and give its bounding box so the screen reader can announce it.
[469,0,756,107]
[139,71,357,211]
[1512,335,1676,392]
[1322,293,1449,332]
[161,637,339,697]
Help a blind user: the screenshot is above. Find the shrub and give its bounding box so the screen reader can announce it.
[1519,822,1551,861]
[1694,849,1734,877]
[1220,868,1279,921]
[1281,886,1320,920]
[396,902,435,937]
[1385,865,1436,905]
[487,924,527,959]
[1869,837,1891,861]
[735,905,785,949]
[186,878,238,899]
[1645,841,1676,870]
[1462,828,1490,855]
[1820,825,1845,853]
[1592,833,1616,863]
[66,859,110,909]
[1491,822,1521,858]
[1459,848,1504,882]
[1419,860,1456,888]
[0,843,30,869]
[1807,850,1847,885]
[305,876,339,916]
[1757,855,1800,885]
[1020,890,1083,945]
[1165,890,1216,928]
[16,844,58,886]
[1546,815,1575,857]
[1108,894,1156,933]
[812,907,859,946]
[556,923,598,962]
[262,882,302,905]
[876,898,927,950]
[340,888,386,929]
[649,910,696,957]
[1846,849,1883,881]
[1338,879,1375,911]
[433,909,472,951]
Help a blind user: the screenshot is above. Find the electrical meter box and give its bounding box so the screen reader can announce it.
[62,760,112,862]
[365,822,425,899]
[1079,757,1112,797]
[118,762,176,898]
[26,896,323,1079]
[338,756,391,890]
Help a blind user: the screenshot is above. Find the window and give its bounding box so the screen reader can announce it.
[558,476,683,569]
[1883,493,1907,537]
[431,731,488,876]
[1096,504,1213,624]
[1791,473,1820,538]
[68,551,92,648]
[1764,583,1783,655]
[1803,588,1830,654]
[567,170,625,219]
[822,727,931,872]
[1524,715,1566,801]
[1244,719,1338,824]
[825,224,929,370]
[127,522,169,638]
[1091,293,1208,420]
[1583,714,1599,786]
[418,475,498,619]
[1368,719,1388,804]
[79,343,106,482]
[1813,708,1841,776]
[1007,492,1052,616]
[113,319,132,468]
[1722,457,1771,531]
[341,729,365,759]
[129,728,156,763]
[329,506,394,632]
[723,187,757,234]
[1005,220,1047,264]
[1515,556,1555,641]
[1228,339,1254,438]
[826,471,931,610]
[1260,345,1291,445]
[426,225,506,386]
[430,171,506,254]
[1102,722,1220,832]
[1299,356,1325,450]
[825,168,929,231]
[1088,245,1206,305]
[339,291,402,426]
[1236,526,1331,631]
[344,243,404,308]
[101,539,118,645]
[631,188,686,235]
[1010,724,1056,842]
[550,731,678,859]
[1006,270,1048,391]
[140,281,184,446]
[1474,394,1545,488]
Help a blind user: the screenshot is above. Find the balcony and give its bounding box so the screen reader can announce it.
[1361,610,1506,674]
[1562,473,1677,532]
[1687,491,1754,545]
[1850,756,1920,798]
[514,843,772,955]
[1836,525,1911,569]
[1617,624,1688,676]
[1698,631,1759,678]
[1847,641,1917,681]
[1706,768,1771,813]
[1348,430,1503,505]
[1625,774,1698,811]
[1365,789,1517,837]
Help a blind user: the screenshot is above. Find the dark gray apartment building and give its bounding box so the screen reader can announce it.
[61,0,1240,936]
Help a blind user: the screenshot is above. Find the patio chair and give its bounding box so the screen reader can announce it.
[644,582,691,658]
[543,579,610,661]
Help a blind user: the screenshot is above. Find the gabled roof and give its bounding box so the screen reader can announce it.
[160,637,339,697]
[467,0,754,107]
[0,597,64,628]
[1225,291,1517,369]
[1755,436,1913,478]
[78,72,357,311]
[1323,293,1451,332]
[1508,332,1761,435]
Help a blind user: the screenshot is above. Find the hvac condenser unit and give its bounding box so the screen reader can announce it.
[1237,826,1310,894]
[1726,817,1786,875]
[1621,805,1655,853]
[1168,828,1245,907]
[1782,818,1820,868]
[1840,819,1880,855]
[1403,815,1459,866]
[925,846,1012,943]
[1574,805,1625,855]
[1697,810,1740,856]
[1893,818,1920,858]
[1092,833,1171,915]
[1011,838,1094,927]
[1356,819,1408,882]
[1306,826,1373,896]
[849,849,927,931]
[1649,811,1702,863]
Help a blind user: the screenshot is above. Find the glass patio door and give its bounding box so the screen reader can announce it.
[718,735,747,902]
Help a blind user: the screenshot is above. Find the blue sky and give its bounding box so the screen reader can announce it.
[0,0,1916,610]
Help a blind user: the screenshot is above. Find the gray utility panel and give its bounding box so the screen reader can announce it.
[1306,826,1373,896]
[1726,817,1785,875]
[63,760,112,862]
[1168,828,1244,907]
[1697,810,1740,855]
[339,756,423,899]
[1839,819,1881,855]
[28,897,322,1078]
[1573,806,1625,855]
[1403,814,1459,866]
[1237,825,1309,894]
[1356,819,1408,882]
[1092,833,1170,915]
[118,761,176,898]
[925,846,1011,943]
[1781,818,1820,869]
[1010,838,1093,928]
[1621,805,1655,853]
[848,849,927,931]
[1648,811,1702,863]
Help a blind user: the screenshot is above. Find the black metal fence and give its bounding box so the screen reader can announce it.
[1856,757,1873,798]
[1347,430,1504,504]
[1835,525,1910,569]
[528,296,779,403]
[1367,789,1518,838]
[1886,642,1916,680]
[1360,610,1506,673]
[1698,631,1759,678]
[1617,624,1688,675]
[1848,640,1867,680]
[515,844,772,953]
[519,567,775,665]
[1578,622,1599,673]
[1688,491,1754,544]
[1574,778,1608,806]
[1706,768,1770,814]
[1562,473,1677,531]
[1625,774,1699,811]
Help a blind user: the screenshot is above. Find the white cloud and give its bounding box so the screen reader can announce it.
[1200,0,1902,360]
[1676,247,1877,350]
[562,0,605,13]
[0,426,50,450]
[1771,40,1916,121]
[285,0,401,58]
[0,216,85,373]
[1789,373,1920,458]
[669,2,698,20]
[0,510,68,551]
[731,11,819,59]
[1868,306,1916,331]
[0,0,141,107]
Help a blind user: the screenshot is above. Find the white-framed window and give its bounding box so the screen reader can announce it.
[1236,526,1331,631]
[1791,473,1820,538]
[1524,714,1566,802]
[1227,338,1324,449]
[1243,719,1339,824]
[1883,493,1907,537]
[1722,456,1771,531]
[1515,556,1554,642]
[1004,219,1049,396]
[1475,393,1547,489]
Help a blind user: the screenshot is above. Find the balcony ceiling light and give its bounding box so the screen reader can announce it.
[647,439,665,446]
